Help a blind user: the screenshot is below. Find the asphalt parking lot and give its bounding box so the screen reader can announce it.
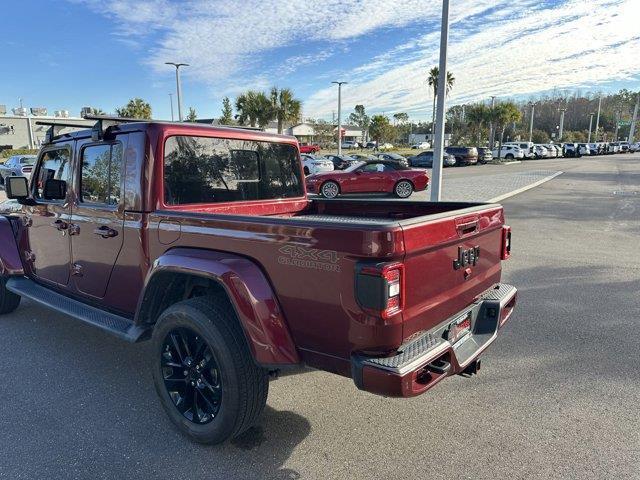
[0,154,638,479]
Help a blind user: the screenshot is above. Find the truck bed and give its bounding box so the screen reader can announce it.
[150,198,506,376]
[282,199,492,226]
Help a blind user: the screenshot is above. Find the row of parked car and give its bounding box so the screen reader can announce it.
[299,141,394,154]
[301,146,494,176]
[494,140,640,159]
[563,141,639,157]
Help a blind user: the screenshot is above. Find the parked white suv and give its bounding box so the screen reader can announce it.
[543,144,558,158]
[503,141,534,159]
[532,145,549,158]
[341,141,359,149]
[411,141,430,149]
[300,154,334,176]
[492,145,524,160]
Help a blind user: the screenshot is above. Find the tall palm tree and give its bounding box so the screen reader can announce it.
[235,90,272,127]
[491,102,522,159]
[466,104,489,144]
[427,67,455,133]
[270,87,301,134]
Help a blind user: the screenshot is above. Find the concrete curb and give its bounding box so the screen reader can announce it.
[488,171,564,203]
[501,161,522,165]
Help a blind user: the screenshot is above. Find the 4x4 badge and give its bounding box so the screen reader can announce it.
[453,246,480,270]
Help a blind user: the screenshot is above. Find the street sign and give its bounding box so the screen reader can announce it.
[618,120,631,127]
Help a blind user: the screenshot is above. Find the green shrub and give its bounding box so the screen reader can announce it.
[0,148,39,160]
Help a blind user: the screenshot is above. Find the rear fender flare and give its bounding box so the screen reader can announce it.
[136,247,299,366]
[0,217,24,277]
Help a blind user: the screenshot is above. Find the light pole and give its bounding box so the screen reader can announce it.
[594,95,602,142]
[528,102,535,143]
[629,93,639,143]
[558,108,567,141]
[169,93,175,121]
[332,81,347,154]
[430,0,450,202]
[489,95,496,147]
[165,62,189,121]
[587,113,595,143]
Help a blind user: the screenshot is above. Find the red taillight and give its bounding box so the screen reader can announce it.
[381,264,403,318]
[21,167,33,174]
[357,262,404,319]
[501,226,512,260]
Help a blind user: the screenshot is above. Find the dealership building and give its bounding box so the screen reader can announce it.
[0,106,93,150]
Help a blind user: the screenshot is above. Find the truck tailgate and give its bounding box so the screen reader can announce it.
[399,205,505,342]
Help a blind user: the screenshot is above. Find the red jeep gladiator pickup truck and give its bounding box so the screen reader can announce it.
[0,116,516,444]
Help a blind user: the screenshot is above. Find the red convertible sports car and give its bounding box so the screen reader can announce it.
[306,160,429,198]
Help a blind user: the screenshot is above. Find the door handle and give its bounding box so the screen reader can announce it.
[93,226,118,238]
[50,219,68,231]
[456,220,478,236]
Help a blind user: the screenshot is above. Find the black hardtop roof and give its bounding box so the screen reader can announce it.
[40,115,295,145]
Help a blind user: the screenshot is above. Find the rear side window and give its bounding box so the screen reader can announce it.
[164,136,303,205]
[80,143,123,205]
[34,147,71,201]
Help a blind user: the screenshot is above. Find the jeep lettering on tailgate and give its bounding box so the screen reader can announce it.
[453,245,481,270]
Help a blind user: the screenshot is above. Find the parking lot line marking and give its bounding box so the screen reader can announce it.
[488,171,564,203]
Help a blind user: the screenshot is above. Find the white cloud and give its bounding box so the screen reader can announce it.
[305,0,640,118]
[72,0,639,119]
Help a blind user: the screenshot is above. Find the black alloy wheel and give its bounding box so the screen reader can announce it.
[161,327,222,425]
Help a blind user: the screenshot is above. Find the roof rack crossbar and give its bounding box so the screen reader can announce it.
[81,114,148,123]
[35,121,93,144]
[34,120,92,128]
[83,114,265,132]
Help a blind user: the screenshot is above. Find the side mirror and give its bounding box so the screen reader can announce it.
[43,178,67,200]
[5,176,29,200]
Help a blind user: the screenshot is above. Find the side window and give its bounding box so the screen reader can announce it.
[34,148,72,201]
[163,136,303,205]
[361,163,381,172]
[81,143,122,205]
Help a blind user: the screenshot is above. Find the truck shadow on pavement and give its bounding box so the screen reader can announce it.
[499,263,640,382]
[0,300,311,480]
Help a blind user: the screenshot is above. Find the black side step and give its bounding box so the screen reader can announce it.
[6,277,149,343]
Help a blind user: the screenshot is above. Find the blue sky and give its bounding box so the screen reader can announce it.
[2,0,638,122]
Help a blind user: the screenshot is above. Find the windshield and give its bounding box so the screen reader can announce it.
[343,161,366,172]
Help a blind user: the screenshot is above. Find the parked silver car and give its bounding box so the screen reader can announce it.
[0,155,37,185]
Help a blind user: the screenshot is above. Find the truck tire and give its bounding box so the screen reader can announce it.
[505,154,514,160]
[0,277,21,314]
[320,181,340,198]
[152,295,268,444]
